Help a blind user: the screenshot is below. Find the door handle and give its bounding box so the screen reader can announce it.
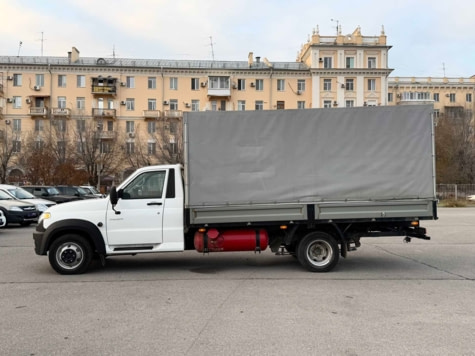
[147,202,163,206]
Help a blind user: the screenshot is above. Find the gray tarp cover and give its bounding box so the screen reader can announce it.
[184,105,435,206]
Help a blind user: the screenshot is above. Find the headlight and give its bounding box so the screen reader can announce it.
[9,206,23,212]
[38,212,51,224]
[36,204,48,212]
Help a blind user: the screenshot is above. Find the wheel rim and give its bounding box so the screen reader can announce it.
[305,239,333,267]
[55,242,85,270]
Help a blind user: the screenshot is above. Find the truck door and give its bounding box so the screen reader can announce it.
[106,170,167,245]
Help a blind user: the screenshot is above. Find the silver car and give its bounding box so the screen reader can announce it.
[0,184,56,212]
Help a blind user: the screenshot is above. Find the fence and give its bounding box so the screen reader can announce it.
[436,184,475,200]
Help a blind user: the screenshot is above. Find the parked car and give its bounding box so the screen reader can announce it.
[21,186,81,204]
[54,186,98,199]
[0,190,39,226]
[467,195,475,201]
[0,210,5,228]
[0,184,56,212]
[80,185,106,198]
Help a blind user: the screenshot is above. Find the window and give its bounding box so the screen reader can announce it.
[148,142,156,155]
[388,93,393,102]
[77,75,86,88]
[433,93,439,102]
[35,74,45,87]
[238,100,246,111]
[57,141,66,156]
[449,93,456,102]
[466,93,472,102]
[126,76,135,89]
[147,121,156,134]
[76,120,85,132]
[76,141,84,153]
[346,57,354,68]
[122,171,166,199]
[345,100,354,107]
[255,79,264,91]
[35,140,44,150]
[297,79,306,92]
[434,109,440,118]
[237,79,246,90]
[148,77,156,89]
[12,140,21,153]
[297,101,305,109]
[210,101,217,111]
[191,78,200,90]
[35,119,44,132]
[191,100,200,111]
[170,99,178,110]
[57,119,67,133]
[368,79,376,91]
[58,96,66,109]
[126,142,135,154]
[13,74,22,86]
[345,78,354,91]
[13,119,21,132]
[100,141,111,154]
[209,76,230,89]
[126,121,135,133]
[255,100,264,110]
[148,99,157,110]
[126,98,135,111]
[323,57,332,68]
[277,79,285,91]
[368,57,376,69]
[76,97,85,110]
[323,79,332,91]
[13,96,22,109]
[323,100,332,108]
[58,75,66,88]
[170,77,178,90]
[276,101,285,110]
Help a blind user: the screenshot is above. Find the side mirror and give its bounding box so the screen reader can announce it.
[109,186,121,215]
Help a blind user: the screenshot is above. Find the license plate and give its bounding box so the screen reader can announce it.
[27,213,38,218]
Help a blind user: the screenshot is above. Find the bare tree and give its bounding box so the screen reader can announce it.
[0,121,22,183]
[150,117,184,165]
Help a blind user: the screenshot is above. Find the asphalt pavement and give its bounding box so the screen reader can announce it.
[0,207,474,355]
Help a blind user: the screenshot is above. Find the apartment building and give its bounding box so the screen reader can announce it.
[0,26,453,184]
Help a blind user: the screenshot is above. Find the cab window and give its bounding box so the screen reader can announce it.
[122,171,166,199]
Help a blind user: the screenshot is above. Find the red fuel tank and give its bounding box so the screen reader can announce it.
[194,228,268,252]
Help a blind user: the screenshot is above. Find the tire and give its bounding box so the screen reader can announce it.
[48,234,93,275]
[297,231,339,272]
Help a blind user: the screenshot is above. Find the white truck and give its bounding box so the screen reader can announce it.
[33,105,437,274]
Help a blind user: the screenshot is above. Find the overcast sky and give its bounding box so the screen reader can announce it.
[2,0,474,77]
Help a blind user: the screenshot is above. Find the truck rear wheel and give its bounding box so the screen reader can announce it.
[48,234,92,275]
[297,232,339,272]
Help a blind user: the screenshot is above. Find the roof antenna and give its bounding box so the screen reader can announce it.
[17,41,22,57]
[36,31,46,56]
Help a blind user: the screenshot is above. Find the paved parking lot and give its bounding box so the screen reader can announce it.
[1,207,474,355]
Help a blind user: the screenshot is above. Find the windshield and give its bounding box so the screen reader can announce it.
[7,187,35,199]
[0,190,14,200]
[47,187,61,195]
[77,187,89,195]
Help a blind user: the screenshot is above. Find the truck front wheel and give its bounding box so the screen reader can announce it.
[297,232,339,272]
[48,234,93,275]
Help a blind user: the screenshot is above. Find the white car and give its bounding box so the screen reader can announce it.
[80,185,105,198]
[0,184,57,212]
[467,195,475,201]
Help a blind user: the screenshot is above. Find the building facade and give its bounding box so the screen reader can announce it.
[0,26,473,184]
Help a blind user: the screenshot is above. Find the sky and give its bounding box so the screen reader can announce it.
[1,0,474,77]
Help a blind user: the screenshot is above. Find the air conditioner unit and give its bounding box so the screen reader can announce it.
[319,58,323,62]
[250,82,255,87]
[120,82,126,86]
[120,101,126,105]
[33,85,41,91]
[232,84,237,89]
[128,132,135,138]
[7,98,13,103]
[296,90,301,95]
[341,84,345,89]
[200,82,207,87]
[445,94,450,97]
[163,100,169,105]
[26,98,31,104]
[7,76,13,81]
[185,103,190,108]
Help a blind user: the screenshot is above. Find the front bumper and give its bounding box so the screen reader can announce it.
[33,220,47,255]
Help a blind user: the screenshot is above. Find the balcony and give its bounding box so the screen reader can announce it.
[143,110,161,120]
[94,131,117,140]
[29,107,48,117]
[164,110,183,118]
[91,76,118,95]
[0,130,4,140]
[92,108,116,119]
[51,108,71,118]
